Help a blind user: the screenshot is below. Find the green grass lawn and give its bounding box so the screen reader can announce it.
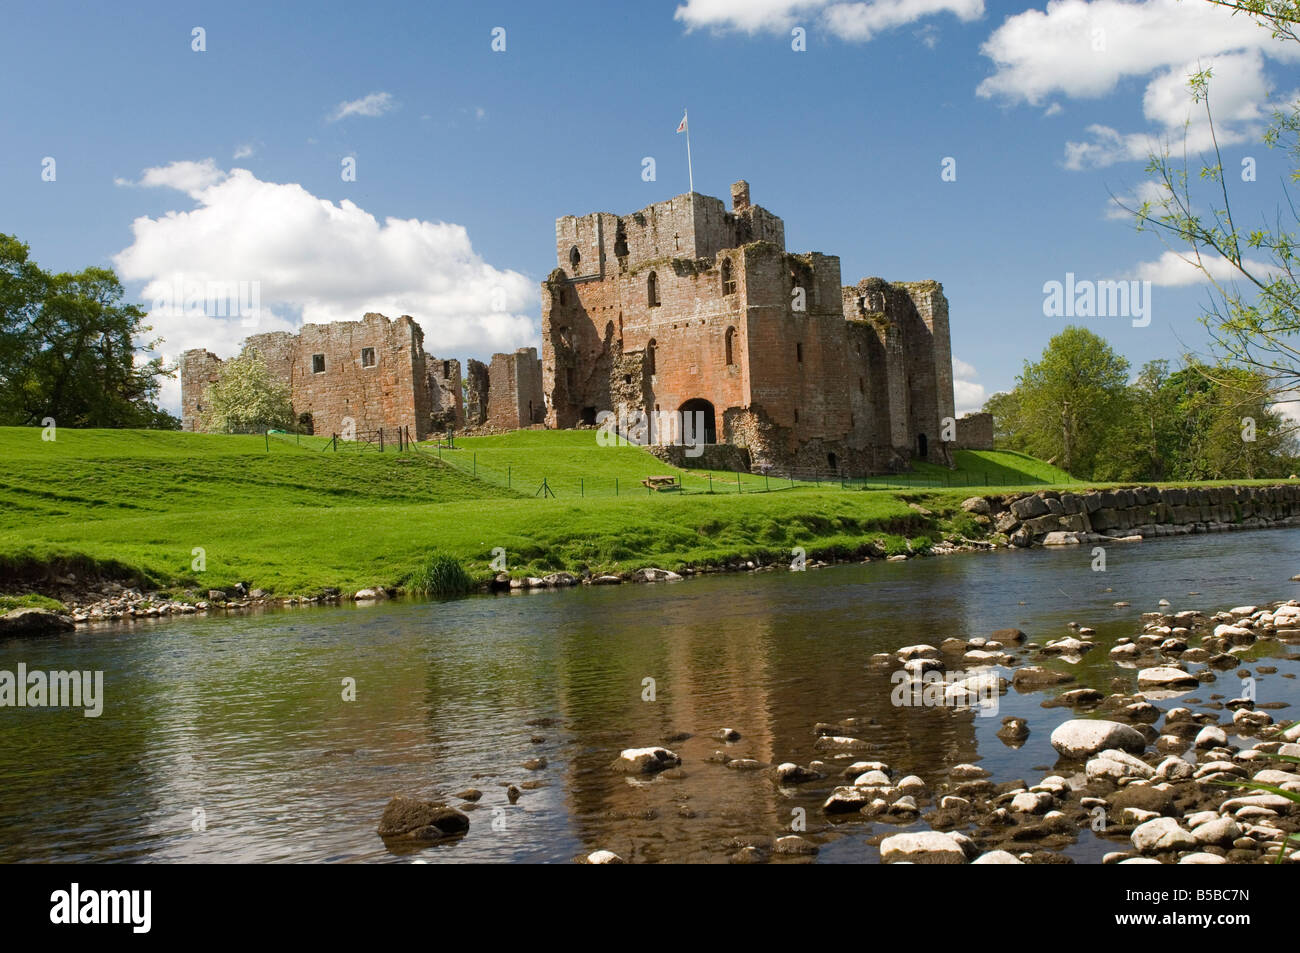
[0,425,1134,598]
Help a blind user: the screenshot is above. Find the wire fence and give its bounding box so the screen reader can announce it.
[262,428,1063,497]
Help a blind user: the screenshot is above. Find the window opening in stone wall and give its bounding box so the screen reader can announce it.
[721,258,735,295]
[796,343,803,363]
[312,353,325,374]
[361,347,375,367]
[725,326,736,366]
[569,246,581,270]
[647,339,657,375]
[648,272,660,308]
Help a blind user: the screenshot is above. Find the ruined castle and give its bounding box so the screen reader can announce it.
[543,180,977,474]
[181,180,985,472]
[180,313,544,440]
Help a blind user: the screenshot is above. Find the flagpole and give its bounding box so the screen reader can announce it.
[684,108,694,194]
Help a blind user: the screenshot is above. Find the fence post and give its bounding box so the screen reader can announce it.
[379,427,384,452]
[332,434,337,452]
[765,473,770,492]
[736,470,742,494]
[265,430,269,452]
[708,474,713,494]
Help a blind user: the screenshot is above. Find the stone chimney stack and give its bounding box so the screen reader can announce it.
[730,180,750,212]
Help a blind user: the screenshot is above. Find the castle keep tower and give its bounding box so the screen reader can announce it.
[540,181,958,474]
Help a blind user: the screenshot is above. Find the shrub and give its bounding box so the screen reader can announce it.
[405,552,472,597]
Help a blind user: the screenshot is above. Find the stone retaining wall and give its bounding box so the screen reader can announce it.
[974,484,1300,547]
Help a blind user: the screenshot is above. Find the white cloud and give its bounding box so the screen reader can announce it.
[978,0,1299,169]
[113,160,537,412]
[328,91,395,122]
[952,356,986,415]
[673,0,983,41]
[115,158,228,192]
[1063,50,1274,169]
[233,143,254,159]
[1131,249,1278,287]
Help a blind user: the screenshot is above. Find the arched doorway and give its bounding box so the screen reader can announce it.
[678,398,717,445]
[917,433,928,459]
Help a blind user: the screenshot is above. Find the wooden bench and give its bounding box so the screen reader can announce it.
[641,475,680,492]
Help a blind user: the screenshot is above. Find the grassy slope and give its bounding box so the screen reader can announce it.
[0,426,1100,596]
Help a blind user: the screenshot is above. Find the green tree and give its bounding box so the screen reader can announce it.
[0,233,177,428]
[982,389,1024,450]
[1015,326,1131,476]
[198,348,295,434]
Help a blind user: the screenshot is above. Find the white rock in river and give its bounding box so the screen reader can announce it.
[1132,817,1198,853]
[822,786,872,813]
[1050,719,1147,758]
[1194,725,1228,748]
[1010,791,1053,813]
[852,770,892,788]
[895,775,926,792]
[1137,667,1199,690]
[610,746,681,774]
[971,850,1024,864]
[1086,749,1155,782]
[773,835,818,855]
[896,644,941,660]
[1191,816,1241,846]
[586,850,624,864]
[1155,756,1193,781]
[1178,852,1227,864]
[880,831,974,864]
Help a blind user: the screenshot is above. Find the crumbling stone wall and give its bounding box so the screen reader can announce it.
[955,412,994,451]
[181,313,549,440]
[179,349,224,431]
[235,313,429,440]
[426,357,464,433]
[465,360,489,427]
[984,485,1300,547]
[486,347,545,430]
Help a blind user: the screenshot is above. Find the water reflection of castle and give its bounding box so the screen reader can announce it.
[547,583,981,861]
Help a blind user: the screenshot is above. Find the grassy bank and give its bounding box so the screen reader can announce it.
[0,425,1233,599]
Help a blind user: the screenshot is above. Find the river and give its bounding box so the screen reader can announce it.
[2,529,1298,863]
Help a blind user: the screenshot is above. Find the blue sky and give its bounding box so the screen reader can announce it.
[3,0,1297,414]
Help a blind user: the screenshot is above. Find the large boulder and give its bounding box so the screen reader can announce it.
[377,797,469,841]
[1131,817,1197,854]
[611,746,681,774]
[880,831,974,864]
[1050,719,1147,759]
[0,607,74,637]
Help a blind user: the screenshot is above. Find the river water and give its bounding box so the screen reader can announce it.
[2,530,1298,863]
